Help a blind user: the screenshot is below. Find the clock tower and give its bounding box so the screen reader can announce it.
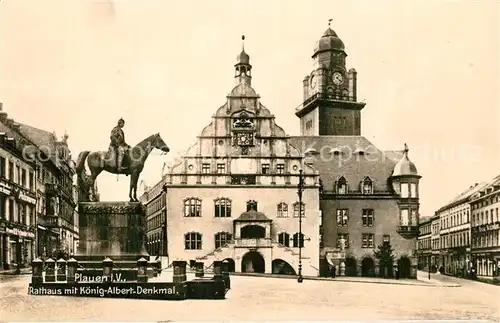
[296,21,366,136]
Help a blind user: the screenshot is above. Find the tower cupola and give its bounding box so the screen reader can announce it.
[235,35,252,86]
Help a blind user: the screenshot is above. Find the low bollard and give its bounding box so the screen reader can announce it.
[172,260,187,283]
[31,258,43,286]
[212,261,223,281]
[137,257,148,283]
[67,258,78,284]
[156,258,162,275]
[45,258,56,282]
[221,261,230,289]
[195,262,204,278]
[102,257,113,282]
[56,258,67,281]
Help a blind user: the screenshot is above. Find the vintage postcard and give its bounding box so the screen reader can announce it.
[0,0,498,322]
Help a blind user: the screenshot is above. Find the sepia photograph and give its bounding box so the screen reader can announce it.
[0,0,498,322]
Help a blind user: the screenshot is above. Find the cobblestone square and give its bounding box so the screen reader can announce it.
[1,273,498,322]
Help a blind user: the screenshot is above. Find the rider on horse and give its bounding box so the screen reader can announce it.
[110,118,130,171]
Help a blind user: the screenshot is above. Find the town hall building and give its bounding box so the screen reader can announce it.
[160,39,322,276]
[143,24,422,278]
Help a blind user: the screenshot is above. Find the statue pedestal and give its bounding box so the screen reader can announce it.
[75,201,152,281]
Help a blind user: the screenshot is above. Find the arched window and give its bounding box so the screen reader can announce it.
[214,198,232,217]
[246,200,258,211]
[278,232,290,247]
[184,232,202,250]
[277,203,288,217]
[184,198,201,217]
[214,232,232,249]
[292,233,305,248]
[362,177,373,194]
[293,202,305,218]
[336,176,347,194]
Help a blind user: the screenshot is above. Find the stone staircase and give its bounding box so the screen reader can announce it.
[195,239,312,274]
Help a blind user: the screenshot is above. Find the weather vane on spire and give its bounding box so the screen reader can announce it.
[242,34,245,51]
[328,18,333,27]
[404,143,409,153]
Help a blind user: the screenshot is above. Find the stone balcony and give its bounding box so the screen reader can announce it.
[234,238,272,248]
[397,225,419,239]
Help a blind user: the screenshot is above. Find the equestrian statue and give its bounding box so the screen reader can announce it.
[75,118,170,202]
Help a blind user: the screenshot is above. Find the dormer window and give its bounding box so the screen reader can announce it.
[337,176,347,194]
[353,148,365,155]
[362,177,373,194]
[329,148,342,155]
[304,148,318,156]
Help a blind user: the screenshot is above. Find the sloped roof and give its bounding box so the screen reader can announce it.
[234,209,272,222]
[437,182,489,212]
[289,136,401,192]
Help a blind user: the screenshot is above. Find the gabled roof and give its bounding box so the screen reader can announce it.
[437,182,489,212]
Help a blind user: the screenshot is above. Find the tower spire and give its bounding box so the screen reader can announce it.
[404,143,409,154]
[242,35,245,51]
[328,18,333,27]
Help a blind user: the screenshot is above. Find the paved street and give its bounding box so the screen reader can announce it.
[0,273,498,322]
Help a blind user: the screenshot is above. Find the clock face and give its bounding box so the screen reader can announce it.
[332,72,343,85]
[235,132,253,146]
[309,73,317,90]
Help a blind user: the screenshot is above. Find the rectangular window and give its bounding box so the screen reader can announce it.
[362,209,374,227]
[293,202,305,218]
[16,165,20,184]
[276,164,285,174]
[400,183,409,198]
[261,164,270,174]
[8,162,13,182]
[336,233,349,249]
[29,172,34,191]
[400,209,409,226]
[21,169,27,187]
[0,157,5,178]
[216,164,225,174]
[201,164,210,174]
[184,199,201,217]
[362,233,374,248]
[336,209,349,226]
[9,201,14,222]
[410,183,417,197]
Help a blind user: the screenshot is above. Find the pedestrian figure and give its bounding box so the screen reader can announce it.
[395,267,400,280]
[331,265,336,278]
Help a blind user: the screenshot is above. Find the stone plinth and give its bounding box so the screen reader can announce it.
[77,201,148,257]
[75,201,151,281]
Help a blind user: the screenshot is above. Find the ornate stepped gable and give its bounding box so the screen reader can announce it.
[166,37,316,184]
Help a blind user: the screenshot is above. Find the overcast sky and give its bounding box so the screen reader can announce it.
[0,0,498,217]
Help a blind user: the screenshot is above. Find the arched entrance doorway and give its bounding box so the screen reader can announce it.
[398,256,412,279]
[240,225,266,239]
[241,251,265,273]
[361,257,375,277]
[345,257,357,277]
[378,256,394,278]
[272,259,296,275]
[222,258,236,272]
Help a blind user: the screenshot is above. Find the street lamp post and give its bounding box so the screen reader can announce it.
[297,169,304,283]
[428,255,431,280]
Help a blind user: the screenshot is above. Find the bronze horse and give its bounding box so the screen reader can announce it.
[76,133,169,202]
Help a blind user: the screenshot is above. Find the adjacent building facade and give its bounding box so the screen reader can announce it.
[418,176,500,279]
[0,131,37,269]
[0,103,77,262]
[417,216,433,270]
[140,180,168,258]
[470,176,500,278]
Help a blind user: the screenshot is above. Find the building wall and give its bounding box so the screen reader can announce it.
[166,186,321,276]
[0,135,37,269]
[470,181,500,278]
